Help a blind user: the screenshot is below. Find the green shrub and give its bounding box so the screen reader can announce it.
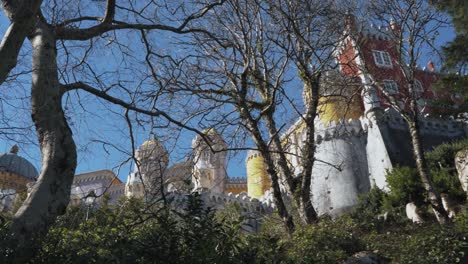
[239,233,289,264]
[384,167,426,208]
[31,194,248,264]
[398,225,467,264]
[425,139,468,203]
[426,139,468,170]
[286,216,364,263]
[453,208,468,235]
[432,168,466,204]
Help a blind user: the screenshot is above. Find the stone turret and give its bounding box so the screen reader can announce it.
[312,119,370,216]
[191,128,227,193]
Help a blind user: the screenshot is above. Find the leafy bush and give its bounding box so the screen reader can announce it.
[362,223,468,264]
[432,168,466,204]
[384,167,426,208]
[286,216,364,263]
[425,139,468,204]
[453,208,468,235]
[398,224,467,264]
[30,194,247,264]
[426,139,468,170]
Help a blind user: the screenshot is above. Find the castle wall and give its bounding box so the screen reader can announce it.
[225,177,247,194]
[362,109,467,190]
[377,110,467,168]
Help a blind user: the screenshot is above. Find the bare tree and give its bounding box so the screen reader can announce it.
[265,0,351,225]
[163,0,354,231]
[181,0,296,233]
[0,0,224,260]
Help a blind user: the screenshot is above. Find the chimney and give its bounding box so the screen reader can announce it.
[428,61,435,72]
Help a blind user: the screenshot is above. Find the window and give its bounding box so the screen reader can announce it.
[383,80,398,94]
[372,50,392,67]
[203,150,210,160]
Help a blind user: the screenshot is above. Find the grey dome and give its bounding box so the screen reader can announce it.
[0,150,38,180]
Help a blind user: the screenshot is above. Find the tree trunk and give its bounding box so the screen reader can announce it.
[9,20,77,260]
[251,134,296,234]
[297,117,318,224]
[408,120,449,223]
[298,78,320,225]
[237,103,295,234]
[0,0,43,85]
[264,114,318,225]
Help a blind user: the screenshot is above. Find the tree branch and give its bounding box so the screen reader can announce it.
[54,0,225,41]
[62,81,223,154]
[0,0,42,85]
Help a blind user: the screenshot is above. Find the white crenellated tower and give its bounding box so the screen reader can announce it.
[125,137,169,200]
[191,128,227,193]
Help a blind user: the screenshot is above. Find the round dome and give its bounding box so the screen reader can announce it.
[138,138,168,158]
[0,146,38,180]
[135,137,169,171]
[201,127,219,135]
[141,138,161,147]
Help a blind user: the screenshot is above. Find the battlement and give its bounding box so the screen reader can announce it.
[74,170,117,185]
[226,177,247,184]
[379,109,466,137]
[359,24,395,41]
[168,191,273,214]
[314,118,364,144]
[246,150,263,161]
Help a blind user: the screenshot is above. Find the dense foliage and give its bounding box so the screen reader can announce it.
[1,191,466,263]
[433,0,467,71]
[427,139,468,203]
[431,1,467,114]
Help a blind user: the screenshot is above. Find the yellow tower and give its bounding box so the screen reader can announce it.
[246,150,271,199]
[317,94,364,123]
[302,74,364,124]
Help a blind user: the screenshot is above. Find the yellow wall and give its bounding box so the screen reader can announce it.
[318,95,363,123]
[246,155,271,199]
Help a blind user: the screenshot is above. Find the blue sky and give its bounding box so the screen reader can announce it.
[0,3,456,182]
[0,7,251,181]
